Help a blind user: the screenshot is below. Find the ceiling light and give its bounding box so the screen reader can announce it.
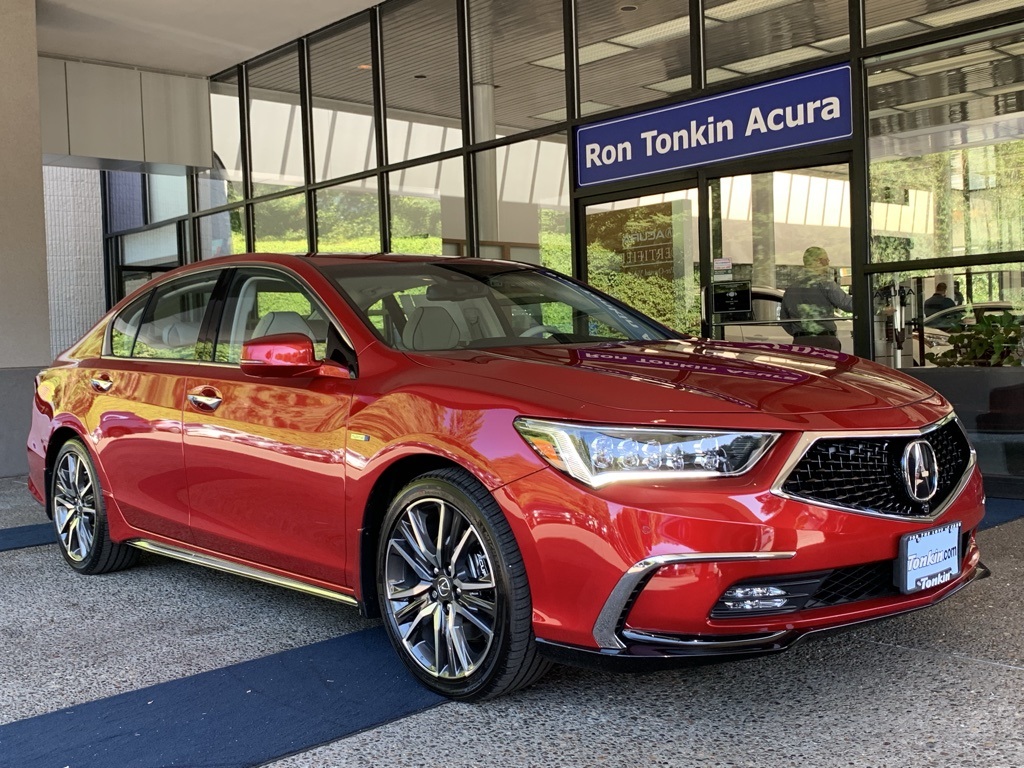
[611,17,690,47]
[868,69,913,86]
[997,41,1024,56]
[811,34,850,53]
[414,74,427,79]
[979,81,1024,96]
[869,107,904,118]
[532,101,614,121]
[865,19,931,45]
[357,64,372,71]
[724,46,822,74]
[645,74,692,92]
[620,4,639,10]
[530,42,633,71]
[915,0,1020,27]
[706,67,743,84]
[897,92,974,111]
[903,49,1007,76]
[705,0,798,23]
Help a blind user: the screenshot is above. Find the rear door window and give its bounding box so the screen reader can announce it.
[134,272,221,360]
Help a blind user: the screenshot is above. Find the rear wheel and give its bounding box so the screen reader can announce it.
[377,468,550,700]
[51,440,137,574]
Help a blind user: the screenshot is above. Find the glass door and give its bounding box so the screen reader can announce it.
[583,186,701,336]
[708,164,854,352]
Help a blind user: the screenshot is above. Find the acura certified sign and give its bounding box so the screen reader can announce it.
[576,65,852,187]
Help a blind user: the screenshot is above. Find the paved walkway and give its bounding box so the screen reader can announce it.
[2,475,1023,768]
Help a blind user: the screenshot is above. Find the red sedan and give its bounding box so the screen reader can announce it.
[27,253,985,699]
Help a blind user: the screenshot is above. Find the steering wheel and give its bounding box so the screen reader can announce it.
[519,324,564,338]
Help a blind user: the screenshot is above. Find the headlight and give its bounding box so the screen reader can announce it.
[513,418,778,487]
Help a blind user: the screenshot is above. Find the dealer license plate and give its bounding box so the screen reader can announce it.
[897,522,961,594]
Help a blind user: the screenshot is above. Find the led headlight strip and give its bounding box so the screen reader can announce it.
[514,417,779,488]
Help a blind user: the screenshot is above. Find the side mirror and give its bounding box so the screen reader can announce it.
[240,333,324,377]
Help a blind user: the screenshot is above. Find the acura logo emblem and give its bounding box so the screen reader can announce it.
[902,440,939,502]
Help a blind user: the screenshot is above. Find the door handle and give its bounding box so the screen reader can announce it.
[187,386,223,412]
[90,374,113,393]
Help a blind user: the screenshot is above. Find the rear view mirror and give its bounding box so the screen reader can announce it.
[240,333,321,377]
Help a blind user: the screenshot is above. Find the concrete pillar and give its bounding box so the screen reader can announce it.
[1,0,52,476]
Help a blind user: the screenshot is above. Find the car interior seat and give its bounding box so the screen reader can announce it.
[402,305,461,350]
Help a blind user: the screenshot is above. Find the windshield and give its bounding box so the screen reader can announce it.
[319,260,673,351]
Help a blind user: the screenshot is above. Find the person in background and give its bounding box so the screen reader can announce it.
[953,279,965,305]
[781,246,853,352]
[924,282,956,316]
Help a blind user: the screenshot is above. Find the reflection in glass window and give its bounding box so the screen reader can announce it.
[868,25,1024,263]
[317,179,381,253]
[469,0,564,134]
[249,45,305,197]
[110,292,150,357]
[199,207,246,259]
[123,225,179,269]
[107,171,144,233]
[198,75,244,211]
[710,166,853,350]
[214,269,329,363]
[585,189,702,335]
[253,194,308,254]
[310,17,377,182]
[148,174,188,223]
[390,158,465,255]
[703,0,847,86]
[474,136,569,272]
[576,2,693,115]
[866,0,1019,47]
[871,263,1024,370]
[135,272,219,361]
[382,0,464,163]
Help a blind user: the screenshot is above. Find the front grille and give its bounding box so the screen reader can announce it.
[780,418,971,518]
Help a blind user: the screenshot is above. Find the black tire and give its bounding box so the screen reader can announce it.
[50,439,138,575]
[376,467,551,700]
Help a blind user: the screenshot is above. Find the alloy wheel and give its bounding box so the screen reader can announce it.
[383,496,497,680]
[53,449,97,562]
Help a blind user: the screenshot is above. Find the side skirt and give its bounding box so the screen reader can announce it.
[128,539,358,606]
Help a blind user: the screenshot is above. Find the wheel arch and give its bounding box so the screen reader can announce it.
[43,425,89,519]
[357,453,481,619]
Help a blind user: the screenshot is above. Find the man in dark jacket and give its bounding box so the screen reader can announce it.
[924,282,956,316]
[781,246,853,351]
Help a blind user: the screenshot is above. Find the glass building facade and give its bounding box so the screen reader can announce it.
[102,0,1024,493]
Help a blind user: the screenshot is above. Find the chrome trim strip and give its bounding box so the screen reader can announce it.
[621,628,791,649]
[592,551,797,650]
[770,413,976,524]
[128,539,358,606]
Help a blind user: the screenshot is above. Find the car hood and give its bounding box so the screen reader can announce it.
[406,339,940,418]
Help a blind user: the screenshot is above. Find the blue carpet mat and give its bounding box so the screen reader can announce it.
[979,497,1023,530]
[0,523,55,552]
[0,627,443,768]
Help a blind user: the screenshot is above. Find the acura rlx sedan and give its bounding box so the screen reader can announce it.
[28,253,985,700]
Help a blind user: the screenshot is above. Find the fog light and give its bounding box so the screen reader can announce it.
[723,586,786,599]
[722,598,789,611]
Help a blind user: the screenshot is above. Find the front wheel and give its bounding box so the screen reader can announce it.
[51,439,138,574]
[377,468,550,700]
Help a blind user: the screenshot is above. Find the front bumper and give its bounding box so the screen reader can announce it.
[495,452,987,656]
[535,556,989,671]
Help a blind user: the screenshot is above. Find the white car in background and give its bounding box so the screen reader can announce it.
[915,302,1020,365]
[723,286,855,352]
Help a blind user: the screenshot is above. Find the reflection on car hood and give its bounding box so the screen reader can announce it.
[408,339,939,417]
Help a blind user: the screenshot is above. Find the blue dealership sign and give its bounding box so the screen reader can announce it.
[576,65,852,187]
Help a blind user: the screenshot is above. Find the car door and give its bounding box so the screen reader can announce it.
[182,266,355,584]
[91,269,223,542]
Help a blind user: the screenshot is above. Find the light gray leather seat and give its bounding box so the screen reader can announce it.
[252,311,316,341]
[402,306,461,350]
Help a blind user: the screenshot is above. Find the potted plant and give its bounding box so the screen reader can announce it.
[925,311,1023,367]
